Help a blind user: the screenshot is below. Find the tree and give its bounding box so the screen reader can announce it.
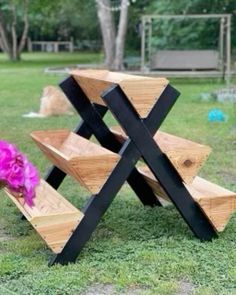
[96,0,129,70]
[148,0,236,50]
[29,0,100,48]
[0,0,29,61]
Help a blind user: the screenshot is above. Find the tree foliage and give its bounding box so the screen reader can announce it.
[148,0,236,50]
[0,0,29,60]
[0,0,235,61]
[0,0,101,61]
[29,0,100,49]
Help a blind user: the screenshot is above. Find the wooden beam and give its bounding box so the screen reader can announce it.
[225,15,231,86]
[141,17,146,71]
[142,14,232,21]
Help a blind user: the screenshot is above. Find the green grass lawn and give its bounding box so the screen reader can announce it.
[0,52,236,295]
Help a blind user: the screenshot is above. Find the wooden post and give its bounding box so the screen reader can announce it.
[70,37,74,53]
[225,15,231,86]
[27,38,32,52]
[148,18,152,69]
[141,17,146,71]
[55,42,59,53]
[219,17,225,78]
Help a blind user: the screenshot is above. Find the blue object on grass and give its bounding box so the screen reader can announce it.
[208,108,226,122]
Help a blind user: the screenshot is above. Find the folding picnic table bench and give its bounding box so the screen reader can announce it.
[4,70,236,266]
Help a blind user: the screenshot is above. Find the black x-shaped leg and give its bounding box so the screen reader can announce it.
[58,77,161,207]
[102,85,217,241]
[48,76,180,266]
[44,103,107,189]
[45,77,160,207]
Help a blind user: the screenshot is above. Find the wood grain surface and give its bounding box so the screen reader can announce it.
[4,179,84,253]
[139,166,236,232]
[31,129,120,194]
[111,126,211,184]
[71,69,169,118]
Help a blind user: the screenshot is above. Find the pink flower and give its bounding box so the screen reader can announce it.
[0,140,40,207]
[22,161,40,207]
[0,141,19,181]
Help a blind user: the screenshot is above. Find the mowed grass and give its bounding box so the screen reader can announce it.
[0,52,236,295]
[0,52,104,68]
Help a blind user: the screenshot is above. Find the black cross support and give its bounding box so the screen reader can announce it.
[102,85,217,241]
[46,76,217,266]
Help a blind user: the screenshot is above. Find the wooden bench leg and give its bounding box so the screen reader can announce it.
[102,84,217,241]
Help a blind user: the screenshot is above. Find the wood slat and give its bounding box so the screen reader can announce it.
[71,69,169,118]
[139,166,236,232]
[31,129,120,194]
[4,179,84,253]
[111,126,211,184]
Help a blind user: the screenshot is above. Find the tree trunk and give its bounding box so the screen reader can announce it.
[96,0,116,68]
[18,0,29,53]
[114,0,129,70]
[11,4,18,61]
[0,11,11,54]
[0,0,29,61]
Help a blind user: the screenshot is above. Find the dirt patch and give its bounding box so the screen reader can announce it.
[175,281,195,295]
[217,170,236,186]
[82,284,144,295]
[0,225,14,243]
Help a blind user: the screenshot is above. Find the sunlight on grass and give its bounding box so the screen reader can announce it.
[0,52,103,68]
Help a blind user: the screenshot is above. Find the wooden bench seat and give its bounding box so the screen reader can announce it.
[31,129,120,194]
[139,166,236,232]
[5,179,84,253]
[111,126,211,184]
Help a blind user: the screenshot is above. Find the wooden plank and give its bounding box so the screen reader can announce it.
[32,213,82,253]
[4,179,84,253]
[139,166,236,232]
[5,178,80,217]
[126,70,226,78]
[71,69,168,118]
[31,129,120,194]
[138,167,169,202]
[188,177,236,232]
[111,126,211,184]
